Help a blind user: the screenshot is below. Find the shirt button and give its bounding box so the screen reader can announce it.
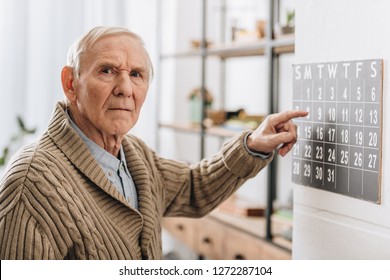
[108,171,114,177]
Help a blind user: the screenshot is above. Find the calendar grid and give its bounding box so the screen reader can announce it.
[292,59,382,203]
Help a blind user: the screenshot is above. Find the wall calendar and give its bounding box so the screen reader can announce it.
[291,59,383,203]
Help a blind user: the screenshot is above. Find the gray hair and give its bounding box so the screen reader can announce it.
[66,26,154,82]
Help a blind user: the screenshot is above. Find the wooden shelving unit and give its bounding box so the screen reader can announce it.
[161,37,294,59]
[157,0,295,258]
[159,122,242,138]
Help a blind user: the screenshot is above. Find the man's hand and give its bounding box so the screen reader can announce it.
[247,110,308,157]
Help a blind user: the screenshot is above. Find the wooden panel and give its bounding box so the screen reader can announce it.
[196,217,226,259]
[225,227,264,260]
[225,227,291,260]
[162,217,198,251]
[162,215,292,260]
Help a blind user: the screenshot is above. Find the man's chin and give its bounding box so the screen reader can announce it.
[109,122,136,136]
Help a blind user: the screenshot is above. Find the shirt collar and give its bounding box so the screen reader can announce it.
[65,110,127,172]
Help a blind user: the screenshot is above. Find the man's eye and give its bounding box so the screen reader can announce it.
[130,71,141,78]
[101,67,114,74]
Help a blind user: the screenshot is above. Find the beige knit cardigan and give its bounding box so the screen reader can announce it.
[0,102,272,260]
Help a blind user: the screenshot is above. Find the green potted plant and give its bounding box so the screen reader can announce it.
[281,9,295,35]
[0,116,36,168]
[188,87,213,124]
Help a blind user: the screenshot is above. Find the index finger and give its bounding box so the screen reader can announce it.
[270,110,308,126]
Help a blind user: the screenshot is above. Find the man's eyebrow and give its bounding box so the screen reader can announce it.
[131,66,148,73]
[95,61,119,68]
[95,61,147,71]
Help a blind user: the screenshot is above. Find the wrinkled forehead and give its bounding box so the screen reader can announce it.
[90,34,145,58]
[82,34,149,69]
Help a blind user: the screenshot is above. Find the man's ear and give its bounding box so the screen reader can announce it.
[61,66,77,103]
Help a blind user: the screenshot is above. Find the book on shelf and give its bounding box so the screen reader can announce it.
[217,195,266,217]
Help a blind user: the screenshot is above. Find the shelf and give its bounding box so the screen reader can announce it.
[206,40,267,58]
[159,122,201,133]
[272,35,295,54]
[159,121,240,138]
[160,36,295,59]
[160,49,203,59]
[209,210,292,251]
[207,36,295,58]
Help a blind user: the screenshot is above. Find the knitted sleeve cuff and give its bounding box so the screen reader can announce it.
[243,132,272,159]
[221,131,274,178]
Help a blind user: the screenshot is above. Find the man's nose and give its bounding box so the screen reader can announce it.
[113,70,133,97]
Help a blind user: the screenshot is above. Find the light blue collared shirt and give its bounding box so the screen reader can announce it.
[66,111,138,209]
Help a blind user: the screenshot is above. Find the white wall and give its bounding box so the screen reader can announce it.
[293,0,390,259]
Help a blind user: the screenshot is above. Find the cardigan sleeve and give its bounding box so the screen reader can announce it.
[0,199,57,259]
[0,147,66,260]
[154,131,274,218]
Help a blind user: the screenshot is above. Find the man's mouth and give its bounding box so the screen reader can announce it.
[109,108,131,111]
